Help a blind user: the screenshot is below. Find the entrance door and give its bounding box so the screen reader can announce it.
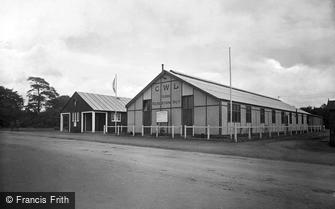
[84,113,92,132]
[182,96,193,135]
[63,114,70,132]
[143,100,152,134]
[95,113,105,132]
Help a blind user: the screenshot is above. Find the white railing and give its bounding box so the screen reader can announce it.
[103,124,324,142]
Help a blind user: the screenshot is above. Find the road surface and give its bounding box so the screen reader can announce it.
[1,132,334,209]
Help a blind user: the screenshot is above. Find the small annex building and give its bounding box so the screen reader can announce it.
[60,92,131,133]
[126,69,323,136]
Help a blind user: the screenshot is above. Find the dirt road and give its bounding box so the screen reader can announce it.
[1,132,334,209]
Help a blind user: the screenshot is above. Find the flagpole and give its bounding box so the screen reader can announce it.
[116,74,117,133]
[229,47,233,140]
[116,74,118,98]
[113,74,118,133]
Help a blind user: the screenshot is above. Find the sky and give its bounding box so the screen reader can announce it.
[0,0,334,108]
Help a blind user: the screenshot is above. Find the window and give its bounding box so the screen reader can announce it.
[143,100,151,111]
[281,111,285,124]
[182,96,193,126]
[111,112,121,122]
[289,112,292,124]
[296,113,299,124]
[228,103,241,123]
[272,110,276,123]
[260,108,265,123]
[182,96,193,109]
[246,105,252,123]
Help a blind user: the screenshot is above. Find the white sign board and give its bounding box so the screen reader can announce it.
[156,111,168,123]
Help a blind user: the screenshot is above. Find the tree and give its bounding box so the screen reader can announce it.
[46,95,70,111]
[26,77,59,113]
[44,95,70,128]
[301,104,329,128]
[0,86,23,127]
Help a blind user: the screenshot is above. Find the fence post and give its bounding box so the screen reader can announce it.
[184,125,187,139]
[192,125,195,137]
[248,126,251,140]
[172,125,174,139]
[269,126,272,138]
[234,124,237,143]
[156,126,158,138]
[141,125,144,136]
[180,126,183,137]
[150,126,153,135]
[207,125,210,140]
[120,125,123,135]
[132,125,135,136]
[117,125,120,136]
[103,125,106,134]
[284,127,286,136]
[259,126,262,139]
[277,126,279,136]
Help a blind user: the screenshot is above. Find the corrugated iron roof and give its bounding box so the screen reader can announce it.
[77,92,131,112]
[169,70,310,114]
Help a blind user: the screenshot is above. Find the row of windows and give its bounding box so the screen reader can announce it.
[227,103,305,124]
[143,98,305,125]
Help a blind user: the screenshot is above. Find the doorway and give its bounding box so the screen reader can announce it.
[143,100,152,134]
[182,96,193,135]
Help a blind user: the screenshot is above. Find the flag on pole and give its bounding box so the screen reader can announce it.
[113,74,117,97]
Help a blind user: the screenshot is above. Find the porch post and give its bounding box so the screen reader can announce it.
[92,111,95,133]
[60,113,63,132]
[81,112,83,133]
[105,112,108,133]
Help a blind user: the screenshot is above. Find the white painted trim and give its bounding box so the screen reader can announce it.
[92,112,95,133]
[81,112,84,133]
[60,113,70,132]
[60,113,63,132]
[105,112,108,133]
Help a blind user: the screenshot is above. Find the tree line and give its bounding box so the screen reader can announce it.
[0,77,331,129]
[0,77,70,129]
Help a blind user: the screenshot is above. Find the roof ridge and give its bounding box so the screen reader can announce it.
[77,91,131,100]
[169,70,281,102]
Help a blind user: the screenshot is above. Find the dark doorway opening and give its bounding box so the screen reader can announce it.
[182,95,193,135]
[143,100,152,134]
[63,114,70,132]
[84,113,92,132]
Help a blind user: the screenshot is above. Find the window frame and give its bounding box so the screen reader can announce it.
[111,112,121,122]
[246,105,252,123]
[260,108,265,124]
[272,109,276,124]
[228,103,241,123]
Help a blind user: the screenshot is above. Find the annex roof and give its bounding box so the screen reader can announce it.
[168,70,309,114]
[77,91,131,112]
